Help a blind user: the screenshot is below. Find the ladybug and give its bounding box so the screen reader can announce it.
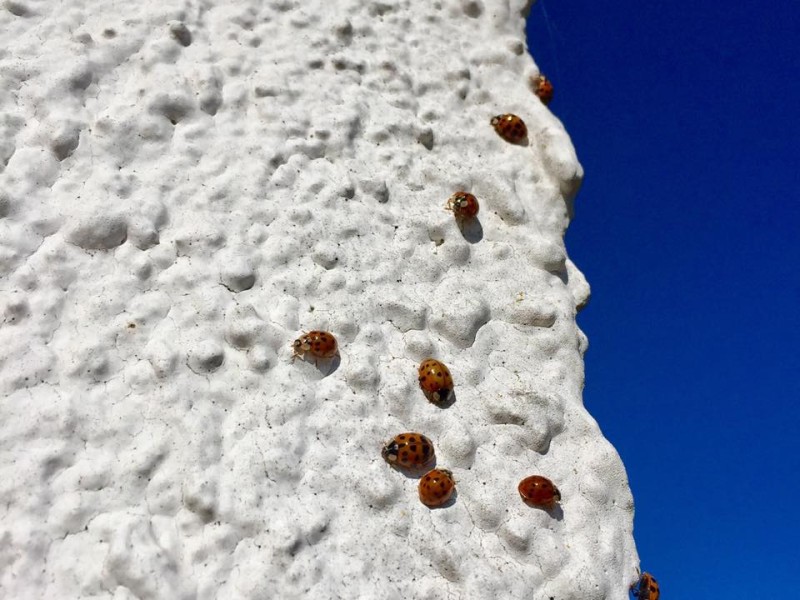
[291,330,338,363]
[382,433,435,469]
[630,573,660,600]
[418,359,454,405]
[532,74,554,105]
[445,192,480,221]
[418,468,455,507]
[490,113,527,144]
[518,475,561,507]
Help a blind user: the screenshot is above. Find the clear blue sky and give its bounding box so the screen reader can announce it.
[526,1,800,597]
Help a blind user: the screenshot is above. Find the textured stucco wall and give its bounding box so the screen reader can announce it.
[0,0,638,598]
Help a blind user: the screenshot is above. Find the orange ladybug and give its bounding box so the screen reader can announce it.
[382,433,435,469]
[291,330,338,363]
[518,475,561,507]
[630,573,660,600]
[418,359,454,405]
[418,468,455,507]
[445,192,480,221]
[532,74,554,105]
[490,113,527,144]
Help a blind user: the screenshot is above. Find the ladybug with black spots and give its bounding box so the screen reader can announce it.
[418,359,454,405]
[630,573,660,600]
[382,433,435,469]
[490,113,527,144]
[291,330,338,364]
[518,475,561,507]
[419,468,455,507]
[532,74,554,105]
[445,192,480,221]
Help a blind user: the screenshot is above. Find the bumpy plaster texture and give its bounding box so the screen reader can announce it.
[0,0,639,598]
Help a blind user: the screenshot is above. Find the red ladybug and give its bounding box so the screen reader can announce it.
[291,330,338,363]
[417,359,454,405]
[518,475,561,507]
[532,74,554,105]
[630,573,660,600]
[490,113,527,144]
[418,468,455,507]
[445,192,480,221]
[382,433,435,469]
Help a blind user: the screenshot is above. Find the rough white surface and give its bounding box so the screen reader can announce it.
[0,0,639,598]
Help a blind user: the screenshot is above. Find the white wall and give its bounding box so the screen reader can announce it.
[0,1,638,597]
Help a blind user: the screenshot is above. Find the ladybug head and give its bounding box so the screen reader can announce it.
[381,441,398,463]
[490,116,501,126]
[432,388,452,404]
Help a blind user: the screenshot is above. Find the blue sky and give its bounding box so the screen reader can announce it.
[526,1,800,597]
